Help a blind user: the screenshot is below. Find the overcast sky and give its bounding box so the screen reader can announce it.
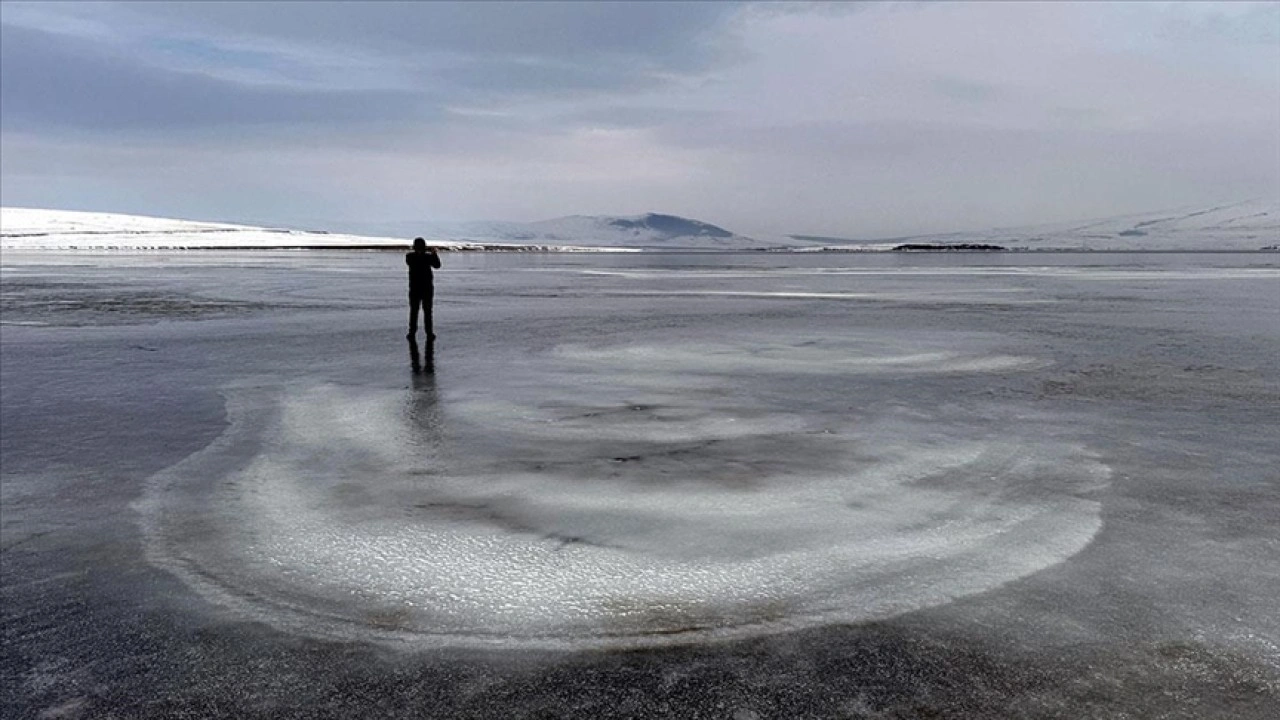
[2,1,1277,238]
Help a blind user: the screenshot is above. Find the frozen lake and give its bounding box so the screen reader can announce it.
[3,251,1279,717]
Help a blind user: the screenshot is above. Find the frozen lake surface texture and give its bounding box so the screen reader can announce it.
[2,251,1279,718]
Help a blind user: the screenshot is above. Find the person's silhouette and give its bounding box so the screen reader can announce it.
[406,237,441,340]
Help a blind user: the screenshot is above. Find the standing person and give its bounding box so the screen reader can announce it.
[406,237,442,340]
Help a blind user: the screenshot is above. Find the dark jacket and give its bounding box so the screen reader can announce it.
[406,251,441,293]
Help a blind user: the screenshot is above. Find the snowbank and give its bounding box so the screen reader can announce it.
[0,208,637,252]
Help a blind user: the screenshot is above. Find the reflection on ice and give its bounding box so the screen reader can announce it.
[141,335,1107,649]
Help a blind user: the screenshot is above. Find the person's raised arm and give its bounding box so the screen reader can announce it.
[430,249,442,269]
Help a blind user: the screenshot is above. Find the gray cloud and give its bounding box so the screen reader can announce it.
[0,24,428,131]
[1,1,740,99]
[438,56,665,98]
[0,2,741,136]
[931,77,1009,105]
[557,106,728,132]
[0,1,1276,237]
[125,2,739,66]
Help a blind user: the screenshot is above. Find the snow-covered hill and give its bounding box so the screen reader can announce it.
[0,208,762,251]
[987,198,1280,251]
[790,199,1279,252]
[0,208,408,251]
[0,208,635,252]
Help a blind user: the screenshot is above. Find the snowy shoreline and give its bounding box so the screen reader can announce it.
[3,203,1278,253]
[0,207,637,253]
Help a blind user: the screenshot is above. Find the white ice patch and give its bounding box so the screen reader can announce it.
[549,339,1041,376]
[611,290,1055,306]
[140,337,1105,649]
[580,267,1280,281]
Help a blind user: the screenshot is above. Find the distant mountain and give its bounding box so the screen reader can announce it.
[603,213,732,238]
[787,199,1280,252]
[417,213,765,250]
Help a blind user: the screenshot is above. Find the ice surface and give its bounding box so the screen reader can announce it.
[7,250,1280,716]
[141,331,1106,648]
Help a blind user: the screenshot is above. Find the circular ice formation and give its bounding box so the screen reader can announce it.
[141,339,1106,649]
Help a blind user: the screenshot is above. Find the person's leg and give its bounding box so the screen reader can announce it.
[424,286,435,339]
[408,293,420,337]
